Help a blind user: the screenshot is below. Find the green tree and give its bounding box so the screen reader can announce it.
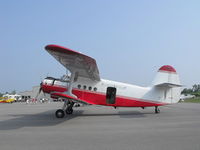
[181,88,193,95]
[182,84,200,97]
[192,84,198,92]
[198,84,200,92]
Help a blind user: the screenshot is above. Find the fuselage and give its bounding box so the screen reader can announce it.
[41,77,168,107]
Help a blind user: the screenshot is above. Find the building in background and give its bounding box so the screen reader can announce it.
[19,86,52,101]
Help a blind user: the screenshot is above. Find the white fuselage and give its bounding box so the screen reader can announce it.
[72,77,180,104]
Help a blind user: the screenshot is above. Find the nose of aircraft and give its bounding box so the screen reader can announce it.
[40,82,51,94]
[35,82,46,99]
[39,79,67,94]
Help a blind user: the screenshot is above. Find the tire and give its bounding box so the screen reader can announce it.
[155,107,160,114]
[55,109,65,118]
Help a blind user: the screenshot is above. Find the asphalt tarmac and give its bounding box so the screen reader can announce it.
[0,102,200,150]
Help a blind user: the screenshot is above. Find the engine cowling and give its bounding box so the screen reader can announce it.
[41,77,67,94]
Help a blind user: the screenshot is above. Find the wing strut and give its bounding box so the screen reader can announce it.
[65,70,77,98]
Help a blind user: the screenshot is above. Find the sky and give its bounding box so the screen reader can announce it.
[0,0,200,93]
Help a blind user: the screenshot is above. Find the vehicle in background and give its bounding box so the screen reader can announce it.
[2,94,21,102]
[0,97,15,103]
[180,94,195,101]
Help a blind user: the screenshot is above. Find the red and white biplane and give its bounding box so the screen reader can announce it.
[40,45,181,118]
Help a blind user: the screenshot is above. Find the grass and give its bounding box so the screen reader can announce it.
[180,97,200,103]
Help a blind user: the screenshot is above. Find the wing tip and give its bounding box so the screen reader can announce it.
[45,44,78,54]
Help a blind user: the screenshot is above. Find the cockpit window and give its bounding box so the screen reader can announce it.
[43,79,53,85]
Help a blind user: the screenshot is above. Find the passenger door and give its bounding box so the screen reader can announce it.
[106,87,117,104]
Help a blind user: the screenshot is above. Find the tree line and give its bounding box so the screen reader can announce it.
[181,84,200,97]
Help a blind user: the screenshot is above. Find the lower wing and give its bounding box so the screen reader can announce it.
[51,92,96,105]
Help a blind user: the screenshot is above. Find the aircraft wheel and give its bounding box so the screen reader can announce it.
[66,108,73,114]
[55,109,65,118]
[155,106,160,114]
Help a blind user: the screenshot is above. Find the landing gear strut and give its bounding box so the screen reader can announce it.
[65,101,74,114]
[55,70,77,118]
[55,100,74,118]
[155,106,160,114]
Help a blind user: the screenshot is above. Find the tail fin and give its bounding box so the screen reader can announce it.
[152,65,181,87]
[152,65,181,103]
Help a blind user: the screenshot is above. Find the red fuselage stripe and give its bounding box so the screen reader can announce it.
[42,84,167,107]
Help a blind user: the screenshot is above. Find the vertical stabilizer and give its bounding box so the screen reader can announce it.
[152,65,181,86]
[152,65,181,103]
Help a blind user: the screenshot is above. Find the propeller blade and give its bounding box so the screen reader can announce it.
[39,87,42,94]
[35,85,43,99]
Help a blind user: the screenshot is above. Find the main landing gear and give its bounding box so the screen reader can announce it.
[55,70,77,118]
[155,106,160,114]
[55,101,75,118]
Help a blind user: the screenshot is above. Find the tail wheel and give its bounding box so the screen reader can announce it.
[155,106,160,114]
[66,108,73,114]
[55,109,65,118]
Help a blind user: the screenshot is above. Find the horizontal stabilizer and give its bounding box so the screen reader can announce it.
[155,83,182,88]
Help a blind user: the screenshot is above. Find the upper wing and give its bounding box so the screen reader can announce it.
[45,44,100,81]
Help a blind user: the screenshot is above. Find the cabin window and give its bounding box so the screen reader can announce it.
[94,87,97,91]
[78,84,81,89]
[83,85,87,90]
[88,86,92,91]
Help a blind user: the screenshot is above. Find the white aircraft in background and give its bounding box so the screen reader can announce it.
[40,44,182,118]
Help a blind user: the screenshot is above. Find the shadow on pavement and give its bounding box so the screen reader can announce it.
[0,110,84,130]
[0,108,155,130]
[73,110,153,118]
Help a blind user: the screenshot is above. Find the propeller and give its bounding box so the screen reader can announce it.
[35,82,45,99]
[35,75,69,99]
[35,76,57,99]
